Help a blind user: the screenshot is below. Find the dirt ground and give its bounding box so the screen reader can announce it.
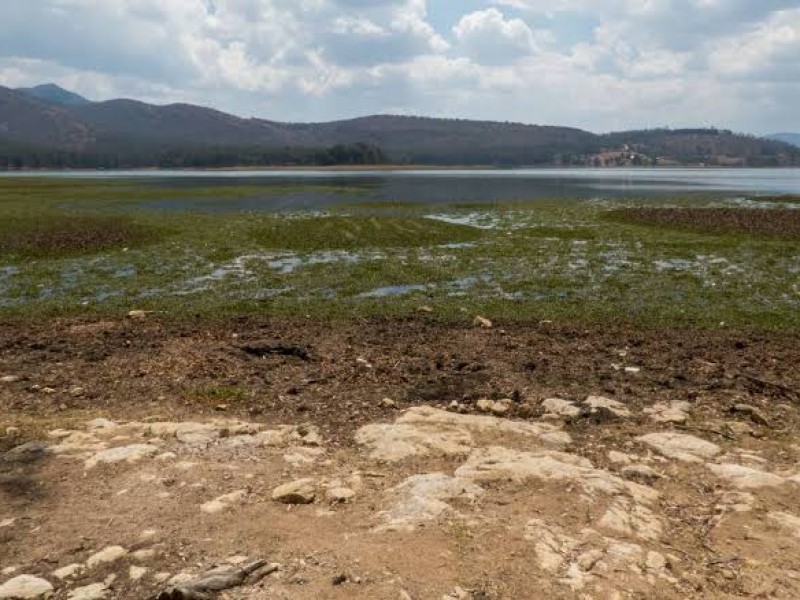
[2,317,800,599]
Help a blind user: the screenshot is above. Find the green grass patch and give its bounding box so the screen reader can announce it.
[249,216,483,251]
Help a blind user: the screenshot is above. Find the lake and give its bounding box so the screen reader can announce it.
[4,167,799,212]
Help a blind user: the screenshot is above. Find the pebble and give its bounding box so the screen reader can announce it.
[0,575,54,599]
[473,316,492,328]
[272,479,316,504]
[381,397,398,409]
[476,399,494,413]
[326,487,356,504]
[0,375,21,384]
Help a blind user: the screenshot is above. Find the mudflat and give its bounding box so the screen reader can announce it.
[3,317,800,599]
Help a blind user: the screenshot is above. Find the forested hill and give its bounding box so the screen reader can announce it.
[1,84,798,168]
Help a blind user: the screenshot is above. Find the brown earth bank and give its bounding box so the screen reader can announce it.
[2,317,800,599]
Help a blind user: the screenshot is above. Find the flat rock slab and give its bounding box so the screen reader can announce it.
[769,512,800,537]
[378,473,483,531]
[644,401,692,424]
[584,396,631,419]
[541,398,580,418]
[0,575,54,599]
[637,432,721,463]
[454,446,657,502]
[67,583,107,600]
[85,444,159,469]
[707,463,786,489]
[355,407,570,462]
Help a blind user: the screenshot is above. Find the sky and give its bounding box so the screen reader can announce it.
[1,0,799,134]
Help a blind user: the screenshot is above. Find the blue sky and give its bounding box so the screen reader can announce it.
[1,0,798,134]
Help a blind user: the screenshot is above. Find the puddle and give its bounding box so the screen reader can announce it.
[424,213,501,230]
[359,284,430,298]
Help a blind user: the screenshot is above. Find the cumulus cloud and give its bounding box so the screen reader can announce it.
[0,0,797,133]
[453,8,548,64]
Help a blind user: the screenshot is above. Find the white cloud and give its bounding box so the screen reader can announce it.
[0,0,798,133]
[453,8,548,64]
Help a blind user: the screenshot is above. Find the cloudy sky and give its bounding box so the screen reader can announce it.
[1,0,798,133]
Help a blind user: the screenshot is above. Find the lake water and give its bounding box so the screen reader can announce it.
[6,168,800,211]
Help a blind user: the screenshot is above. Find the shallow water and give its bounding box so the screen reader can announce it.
[6,168,800,213]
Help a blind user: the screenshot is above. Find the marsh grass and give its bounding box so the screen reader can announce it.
[249,216,483,250]
[2,177,800,331]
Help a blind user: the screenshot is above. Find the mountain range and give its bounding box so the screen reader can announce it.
[1,83,798,169]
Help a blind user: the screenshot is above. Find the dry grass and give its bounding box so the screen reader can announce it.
[609,207,800,239]
[0,215,162,259]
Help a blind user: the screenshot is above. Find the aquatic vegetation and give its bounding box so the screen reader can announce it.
[1,177,799,330]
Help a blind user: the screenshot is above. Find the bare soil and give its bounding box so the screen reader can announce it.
[2,317,800,599]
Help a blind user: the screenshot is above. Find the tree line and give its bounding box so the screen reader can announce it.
[0,142,389,169]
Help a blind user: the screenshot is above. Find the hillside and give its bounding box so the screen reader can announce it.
[15,83,91,107]
[2,84,799,168]
[769,133,800,149]
[0,87,92,149]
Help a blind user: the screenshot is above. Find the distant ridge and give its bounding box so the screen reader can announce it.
[1,83,799,168]
[769,133,800,149]
[16,83,91,107]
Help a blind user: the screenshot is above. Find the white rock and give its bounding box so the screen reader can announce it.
[0,575,54,599]
[53,564,83,580]
[355,423,473,462]
[128,566,148,581]
[473,316,492,328]
[584,396,631,418]
[707,463,785,489]
[174,423,218,445]
[356,407,570,462]
[132,549,157,561]
[272,479,316,504]
[644,401,692,424]
[201,490,247,514]
[716,491,756,513]
[67,583,107,600]
[326,487,356,504]
[0,375,21,384]
[475,399,494,413]
[0,518,15,529]
[378,473,483,530]
[86,419,117,431]
[608,451,634,465]
[542,398,580,418]
[599,497,663,541]
[86,546,128,569]
[768,512,800,537]
[84,444,159,469]
[637,432,721,463]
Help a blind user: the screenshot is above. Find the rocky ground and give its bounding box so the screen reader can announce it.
[2,317,800,599]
